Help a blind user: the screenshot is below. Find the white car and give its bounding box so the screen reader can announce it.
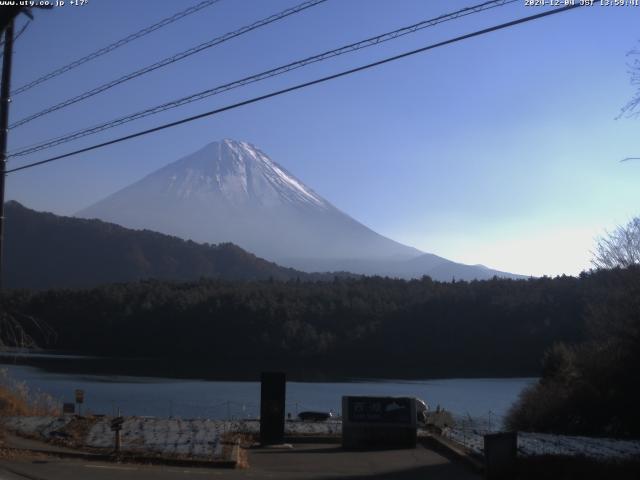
[416,398,429,423]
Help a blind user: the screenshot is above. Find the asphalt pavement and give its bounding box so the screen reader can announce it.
[0,441,480,480]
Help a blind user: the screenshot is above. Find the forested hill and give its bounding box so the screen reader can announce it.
[2,201,329,289]
[3,269,630,380]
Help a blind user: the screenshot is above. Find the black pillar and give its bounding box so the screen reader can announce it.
[260,371,286,445]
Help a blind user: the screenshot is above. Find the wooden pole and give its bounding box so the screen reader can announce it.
[0,19,14,291]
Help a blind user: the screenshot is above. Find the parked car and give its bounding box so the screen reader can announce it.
[298,411,333,421]
[416,398,429,424]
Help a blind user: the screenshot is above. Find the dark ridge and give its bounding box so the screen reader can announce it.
[2,201,344,289]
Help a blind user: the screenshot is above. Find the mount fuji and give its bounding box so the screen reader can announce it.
[77,139,522,281]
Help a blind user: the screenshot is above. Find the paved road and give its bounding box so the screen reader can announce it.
[1,442,480,480]
[2,434,88,455]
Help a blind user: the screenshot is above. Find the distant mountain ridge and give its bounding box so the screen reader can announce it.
[76,139,524,281]
[284,255,524,281]
[2,201,330,290]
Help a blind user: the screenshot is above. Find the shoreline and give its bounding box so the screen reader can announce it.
[0,353,541,383]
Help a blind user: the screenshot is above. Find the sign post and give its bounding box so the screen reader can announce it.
[111,415,124,453]
[74,389,84,416]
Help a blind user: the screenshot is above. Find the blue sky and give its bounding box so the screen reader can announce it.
[4,0,639,277]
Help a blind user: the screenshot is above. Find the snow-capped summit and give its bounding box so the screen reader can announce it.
[164,139,327,210]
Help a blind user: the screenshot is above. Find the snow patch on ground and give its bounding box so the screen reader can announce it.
[3,417,341,459]
[86,417,225,458]
[3,416,72,437]
[8,415,638,461]
[227,419,341,436]
[446,427,640,460]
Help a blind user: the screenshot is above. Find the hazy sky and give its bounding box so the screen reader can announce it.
[4,0,639,277]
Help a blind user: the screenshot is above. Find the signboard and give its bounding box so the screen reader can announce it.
[62,402,75,414]
[342,396,417,449]
[75,389,84,404]
[110,416,124,432]
[347,397,412,424]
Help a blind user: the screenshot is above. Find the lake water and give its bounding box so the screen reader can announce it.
[1,360,536,426]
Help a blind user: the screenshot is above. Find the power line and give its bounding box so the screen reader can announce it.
[5,4,582,175]
[14,20,30,41]
[8,0,517,158]
[0,19,29,47]
[0,20,30,60]
[9,0,328,130]
[10,0,223,96]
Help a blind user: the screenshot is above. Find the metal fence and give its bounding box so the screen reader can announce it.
[442,410,503,454]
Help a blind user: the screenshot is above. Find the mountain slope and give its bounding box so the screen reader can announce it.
[77,139,524,281]
[2,201,324,290]
[77,139,422,263]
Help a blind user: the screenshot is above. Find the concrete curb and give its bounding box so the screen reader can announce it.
[284,435,341,444]
[422,433,485,473]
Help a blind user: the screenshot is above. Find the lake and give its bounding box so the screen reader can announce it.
[1,357,535,426]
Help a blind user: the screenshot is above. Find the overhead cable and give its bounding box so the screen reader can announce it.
[5,4,582,175]
[9,0,327,129]
[8,0,516,156]
[10,0,224,96]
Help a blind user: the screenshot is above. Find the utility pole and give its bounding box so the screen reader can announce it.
[0,19,14,291]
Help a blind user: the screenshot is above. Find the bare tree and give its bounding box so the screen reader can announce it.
[0,297,55,350]
[0,311,37,350]
[592,217,640,269]
[619,41,640,119]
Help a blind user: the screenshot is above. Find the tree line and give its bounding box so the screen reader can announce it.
[1,269,623,381]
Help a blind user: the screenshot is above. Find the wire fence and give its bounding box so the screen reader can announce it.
[442,413,640,460]
[94,398,339,422]
[441,410,504,454]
